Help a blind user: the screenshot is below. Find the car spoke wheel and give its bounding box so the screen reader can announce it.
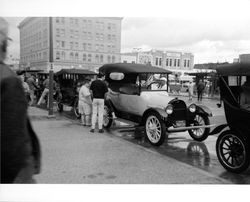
[216,130,250,173]
[103,104,113,128]
[144,112,166,146]
[188,113,210,141]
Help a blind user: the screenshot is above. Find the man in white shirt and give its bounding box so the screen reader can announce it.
[78,78,92,126]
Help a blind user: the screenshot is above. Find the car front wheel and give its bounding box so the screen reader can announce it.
[144,112,166,146]
[216,130,250,173]
[188,113,210,141]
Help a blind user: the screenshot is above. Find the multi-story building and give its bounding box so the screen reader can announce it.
[18,17,122,72]
[121,49,194,71]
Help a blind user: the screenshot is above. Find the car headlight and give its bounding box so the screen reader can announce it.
[166,104,173,114]
[189,104,196,113]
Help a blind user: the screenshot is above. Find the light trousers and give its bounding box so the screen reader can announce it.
[91,98,104,130]
[37,88,49,107]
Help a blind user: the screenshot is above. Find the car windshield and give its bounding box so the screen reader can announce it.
[138,73,168,91]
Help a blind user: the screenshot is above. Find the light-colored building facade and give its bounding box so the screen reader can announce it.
[239,54,250,63]
[121,49,194,71]
[19,17,122,72]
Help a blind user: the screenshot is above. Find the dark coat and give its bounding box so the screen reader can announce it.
[0,63,41,183]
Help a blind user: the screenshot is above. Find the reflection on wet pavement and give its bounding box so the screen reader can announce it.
[109,124,250,184]
[60,109,250,184]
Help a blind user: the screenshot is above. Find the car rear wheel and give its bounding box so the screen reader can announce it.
[144,112,166,146]
[188,113,210,141]
[216,130,250,173]
[103,104,113,128]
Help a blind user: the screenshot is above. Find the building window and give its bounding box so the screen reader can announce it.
[88,54,92,62]
[82,43,86,50]
[187,60,190,67]
[75,30,79,39]
[155,58,158,66]
[112,34,116,42]
[169,59,172,67]
[75,42,79,49]
[100,34,104,41]
[87,43,92,51]
[96,33,99,41]
[174,59,177,67]
[70,30,74,38]
[70,52,74,60]
[61,51,65,60]
[56,17,60,23]
[107,55,111,63]
[108,34,111,41]
[100,44,104,52]
[60,29,65,37]
[95,44,99,51]
[70,42,73,49]
[70,18,74,25]
[75,19,78,25]
[61,17,65,24]
[184,59,186,67]
[107,23,111,30]
[56,51,60,60]
[83,31,87,39]
[166,58,169,66]
[87,20,92,28]
[61,41,65,48]
[83,53,86,61]
[75,53,79,60]
[56,29,60,37]
[177,59,180,67]
[95,54,99,63]
[87,32,92,40]
[112,56,115,63]
[159,58,162,66]
[100,55,103,63]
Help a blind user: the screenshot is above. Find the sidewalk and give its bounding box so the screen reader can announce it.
[28,106,230,184]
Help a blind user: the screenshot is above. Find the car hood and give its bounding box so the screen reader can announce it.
[140,91,174,109]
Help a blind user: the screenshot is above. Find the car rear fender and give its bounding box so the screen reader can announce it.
[195,104,212,117]
[142,108,168,124]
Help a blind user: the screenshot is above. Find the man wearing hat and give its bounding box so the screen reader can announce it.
[0,18,41,183]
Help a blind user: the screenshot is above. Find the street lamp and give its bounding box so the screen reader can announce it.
[48,63,55,118]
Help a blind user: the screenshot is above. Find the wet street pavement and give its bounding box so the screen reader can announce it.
[37,95,250,184]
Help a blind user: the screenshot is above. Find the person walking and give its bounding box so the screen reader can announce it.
[89,73,108,133]
[37,76,56,108]
[0,17,41,183]
[20,74,31,102]
[78,78,92,126]
[197,79,205,102]
[26,74,38,106]
[188,80,194,101]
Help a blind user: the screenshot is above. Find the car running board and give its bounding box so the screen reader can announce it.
[167,124,216,132]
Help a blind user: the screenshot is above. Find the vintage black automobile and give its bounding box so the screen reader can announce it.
[55,68,96,118]
[99,63,213,146]
[210,63,250,173]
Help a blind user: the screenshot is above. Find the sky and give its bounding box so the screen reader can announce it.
[2,0,250,64]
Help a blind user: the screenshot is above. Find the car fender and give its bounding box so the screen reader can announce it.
[195,104,212,117]
[142,107,168,123]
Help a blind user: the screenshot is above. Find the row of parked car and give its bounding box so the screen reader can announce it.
[25,62,250,174]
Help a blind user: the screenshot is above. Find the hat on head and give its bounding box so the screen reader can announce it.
[159,77,167,82]
[0,17,11,43]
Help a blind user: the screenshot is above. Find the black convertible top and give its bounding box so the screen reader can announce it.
[99,63,172,74]
[55,69,96,76]
[216,63,250,76]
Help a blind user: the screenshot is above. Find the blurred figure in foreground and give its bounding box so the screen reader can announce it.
[0,17,41,183]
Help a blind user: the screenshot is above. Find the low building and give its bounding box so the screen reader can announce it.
[121,49,194,71]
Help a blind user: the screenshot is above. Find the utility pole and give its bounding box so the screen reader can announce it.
[48,17,55,117]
